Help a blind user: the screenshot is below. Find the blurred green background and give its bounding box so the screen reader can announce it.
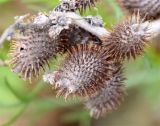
[0,0,160,126]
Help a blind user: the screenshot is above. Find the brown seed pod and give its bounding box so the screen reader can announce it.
[10,25,66,80]
[55,0,98,13]
[103,14,151,61]
[85,66,125,118]
[43,44,116,98]
[120,0,160,20]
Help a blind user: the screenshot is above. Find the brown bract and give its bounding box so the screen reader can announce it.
[103,14,151,61]
[43,44,117,98]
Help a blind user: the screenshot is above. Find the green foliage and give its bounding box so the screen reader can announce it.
[0,0,10,4]
[22,0,59,11]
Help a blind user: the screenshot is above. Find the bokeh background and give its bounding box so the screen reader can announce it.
[0,0,160,126]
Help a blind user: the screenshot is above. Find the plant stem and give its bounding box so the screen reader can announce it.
[2,103,29,126]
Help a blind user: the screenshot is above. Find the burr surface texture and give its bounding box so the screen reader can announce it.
[43,44,118,97]
[10,15,66,80]
[104,15,151,60]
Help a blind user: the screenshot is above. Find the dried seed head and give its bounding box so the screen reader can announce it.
[103,14,151,61]
[9,12,75,80]
[85,66,125,118]
[121,0,160,20]
[55,0,98,13]
[43,44,115,98]
[10,25,66,80]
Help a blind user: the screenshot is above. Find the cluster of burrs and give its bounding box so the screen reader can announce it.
[0,0,160,118]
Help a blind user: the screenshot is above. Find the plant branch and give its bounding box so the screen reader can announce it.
[65,12,111,40]
[49,11,111,40]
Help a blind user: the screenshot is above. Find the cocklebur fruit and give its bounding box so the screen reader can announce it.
[10,14,68,80]
[10,30,60,80]
[103,14,151,61]
[43,44,116,98]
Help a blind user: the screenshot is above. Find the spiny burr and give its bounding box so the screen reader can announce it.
[43,44,116,98]
[103,14,151,61]
[120,0,160,20]
[9,14,69,80]
[10,30,60,80]
[85,65,125,118]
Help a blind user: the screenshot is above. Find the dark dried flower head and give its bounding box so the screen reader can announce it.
[75,0,98,13]
[121,0,160,20]
[10,25,65,80]
[55,0,98,13]
[43,44,115,98]
[85,66,125,118]
[55,0,77,12]
[104,14,151,61]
